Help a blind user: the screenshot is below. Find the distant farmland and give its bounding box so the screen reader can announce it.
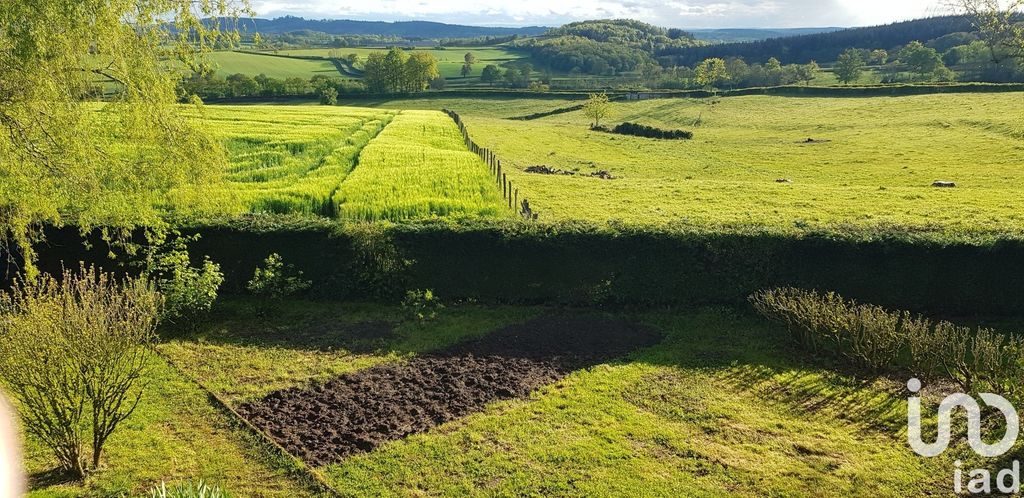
[207,51,341,79]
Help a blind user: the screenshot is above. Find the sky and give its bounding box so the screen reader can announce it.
[251,0,952,29]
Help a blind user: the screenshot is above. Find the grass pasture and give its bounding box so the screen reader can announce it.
[207,51,340,79]
[387,92,1024,235]
[333,110,507,221]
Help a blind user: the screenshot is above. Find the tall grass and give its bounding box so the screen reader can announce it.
[333,110,506,221]
[167,106,395,217]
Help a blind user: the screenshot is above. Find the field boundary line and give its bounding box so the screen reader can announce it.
[442,109,537,219]
[154,348,343,497]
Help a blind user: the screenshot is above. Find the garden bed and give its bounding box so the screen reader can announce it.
[237,315,662,465]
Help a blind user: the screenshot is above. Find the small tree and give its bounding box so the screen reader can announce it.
[461,62,473,78]
[795,61,820,85]
[582,92,613,128]
[464,52,477,65]
[870,49,889,65]
[834,48,866,84]
[319,87,338,105]
[247,254,312,309]
[480,64,501,86]
[694,58,729,90]
[0,267,160,478]
[146,234,223,326]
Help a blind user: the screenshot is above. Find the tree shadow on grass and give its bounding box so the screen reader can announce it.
[29,467,80,488]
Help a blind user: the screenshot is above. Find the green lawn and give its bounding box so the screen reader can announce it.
[208,51,340,79]
[155,299,959,497]
[364,92,1024,235]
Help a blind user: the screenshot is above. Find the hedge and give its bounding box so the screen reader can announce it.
[14,217,1024,316]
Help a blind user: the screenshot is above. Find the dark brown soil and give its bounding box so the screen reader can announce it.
[237,315,662,466]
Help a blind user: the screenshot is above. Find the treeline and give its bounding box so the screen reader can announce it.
[178,72,366,99]
[662,16,976,65]
[362,47,440,93]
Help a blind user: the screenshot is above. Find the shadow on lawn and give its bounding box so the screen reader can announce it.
[28,467,80,488]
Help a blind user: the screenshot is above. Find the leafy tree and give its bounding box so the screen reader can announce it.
[464,52,477,65]
[461,62,473,78]
[247,253,312,304]
[795,61,821,84]
[0,267,161,478]
[0,0,248,275]
[900,41,948,79]
[582,92,613,128]
[871,49,889,64]
[949,0,1024,61]
[404,52,440,92]
[146,233,223,325]
[319,87,339,105]
[428,76,447,90]
[694,58,730,89]
[480,64,502,85]
[834,48,866,84]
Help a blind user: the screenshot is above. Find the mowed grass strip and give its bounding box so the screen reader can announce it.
[334,110,507,221]
[168,105,396,217]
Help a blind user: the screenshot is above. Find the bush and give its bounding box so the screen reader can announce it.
[0,266,160,478]
[750,287,1024,394]
[247,253,311,303]
[610,122,693,140]
[147,234,223,325]
[403,289,443,322]
[148,480,230,498]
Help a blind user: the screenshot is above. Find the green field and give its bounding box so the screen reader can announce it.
[208,51,341,79]
[353,92,1024,235]
[333,110,507,220]
[17,298,955,497]
[166,105,506,221]
[272,46,527,79]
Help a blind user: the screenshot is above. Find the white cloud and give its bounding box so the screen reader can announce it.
[251,0,953,28]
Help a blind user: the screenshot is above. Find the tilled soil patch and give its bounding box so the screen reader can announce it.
[237,315,662,466]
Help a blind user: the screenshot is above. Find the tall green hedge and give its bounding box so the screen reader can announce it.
[19,217,1024,315]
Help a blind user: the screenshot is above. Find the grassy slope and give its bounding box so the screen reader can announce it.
[21,354,318,497]
[274,47,527,79]
[208,51,340,79]
[159,299,955,496]
[334,110,508,221]
[403,92,1024,234]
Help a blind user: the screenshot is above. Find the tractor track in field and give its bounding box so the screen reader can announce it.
[237,314,663,466]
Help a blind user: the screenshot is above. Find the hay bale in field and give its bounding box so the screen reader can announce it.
[932,181,957,188]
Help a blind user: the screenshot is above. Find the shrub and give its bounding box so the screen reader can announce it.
[750,287,1024,395]
[147,234,223,325]
[403,289,443,322]
[148,480,230,498]
[319,87,338,105]
[610,122,693,140]
[247,253,311,302]
[0,266,160,478]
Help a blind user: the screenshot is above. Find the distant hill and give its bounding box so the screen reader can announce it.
[662,16,976,65]
[688,27,842,44]
[513,19,701,74]
[229,16,550,39]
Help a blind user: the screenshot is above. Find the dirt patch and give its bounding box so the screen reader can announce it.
[238,315,662,466]
[798,138,831,144]
[524,165,617,180]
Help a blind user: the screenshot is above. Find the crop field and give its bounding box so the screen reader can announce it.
[207,51,341,79]
[333,110,507,220]
[365,92,1024,236]
[272,46,528,79]
[165,105,506,221]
